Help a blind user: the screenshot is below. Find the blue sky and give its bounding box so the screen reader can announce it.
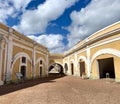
[0,0,120,53]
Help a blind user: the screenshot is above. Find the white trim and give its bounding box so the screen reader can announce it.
[3,43,7,81]
[11,52,32,71]
[36,57,46,66]
[0,29,9,36]
[88,21,120,39]
[32,46,36,77]
[90,36,120,49]
[13,42,33,51]
[48,62,63,69]
[35,50,46,56]
[12,31,48,53]
[46,53,49,76]
[12,36,33,47]
[35,57,46,77]
[86,47,90,77]
[13,40,47,55]
[76,48,86,55]
[4,34,13,81]
[77,56,87,64]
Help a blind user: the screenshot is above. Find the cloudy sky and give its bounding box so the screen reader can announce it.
[0,0,120,53]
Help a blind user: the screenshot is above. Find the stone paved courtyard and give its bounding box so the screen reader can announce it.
[0,76,120,104]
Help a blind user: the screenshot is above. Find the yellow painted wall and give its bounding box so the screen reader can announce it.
[36,53,46,62]
[13,39,33,49]
[35,63,46,77]
[13,45,32,58]
[90,40,120,58]
[77,51,86,59]
[27,60,32,78]
[91,54,120,79]
[12,58,20,80]
[89,22,120,40]
[69,54,75,61]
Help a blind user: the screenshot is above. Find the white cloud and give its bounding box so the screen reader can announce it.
[28,34,66,53]
[67,0,120,48]
[0,0,31,23]
[13,0,78,34]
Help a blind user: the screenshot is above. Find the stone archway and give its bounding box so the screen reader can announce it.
[48,63,64,75]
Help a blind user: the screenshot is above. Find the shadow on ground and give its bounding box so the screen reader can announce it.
[0,75,66,96]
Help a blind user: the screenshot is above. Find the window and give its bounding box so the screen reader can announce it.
[22,57,26,63]
[40,60,42,65]
[40,66,42,76]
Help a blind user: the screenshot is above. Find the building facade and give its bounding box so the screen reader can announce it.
[0,23,49,85]
[63,21,120,82]
[0,21,120,85]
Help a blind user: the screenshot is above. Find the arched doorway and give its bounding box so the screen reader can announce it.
[64,63,68,73]
[90,49,119,79]
[97,57,115,78]
[79,60,85,77]
[21,66,26,80]
[49,63,63,75]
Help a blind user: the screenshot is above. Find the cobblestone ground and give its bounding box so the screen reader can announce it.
[0,76,120,104]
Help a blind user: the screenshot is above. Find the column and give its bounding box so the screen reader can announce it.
[86,46,91,77]
[32,45,36,78]
[5,28,13,81]
[46,52,49,76]
[74,53,78,76]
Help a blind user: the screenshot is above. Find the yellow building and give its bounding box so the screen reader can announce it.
[0,23,49,85]
[0,21,120,85]
[63,21,120,82]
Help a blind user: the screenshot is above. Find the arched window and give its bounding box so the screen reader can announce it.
[22,57,26,63]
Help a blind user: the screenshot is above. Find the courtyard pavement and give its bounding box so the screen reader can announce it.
[0,76,120,104]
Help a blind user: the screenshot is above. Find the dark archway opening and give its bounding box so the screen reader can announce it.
[21,66,26,80]
[64,63,68,73]
[49,63,64,76]
[98,57,115,78]
[71,63,74,75]
[79,61,85,76]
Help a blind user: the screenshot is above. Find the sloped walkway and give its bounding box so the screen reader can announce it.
[0,76,120,104]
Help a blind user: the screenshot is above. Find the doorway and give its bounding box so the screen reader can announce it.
[40,66,42,77]
[98,57,115,78]
[79,61,85,76]
[21,66,26,80]
[71,63,74,75]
